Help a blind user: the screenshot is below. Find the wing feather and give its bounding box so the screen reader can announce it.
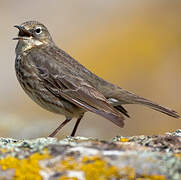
[29,49,126,127]
[40,71,125,127]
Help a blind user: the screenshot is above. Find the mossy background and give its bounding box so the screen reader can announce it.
[0,1,180,139]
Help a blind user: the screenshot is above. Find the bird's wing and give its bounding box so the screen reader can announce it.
[36,67,125,127]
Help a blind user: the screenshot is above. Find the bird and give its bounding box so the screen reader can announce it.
[13,21,180,137]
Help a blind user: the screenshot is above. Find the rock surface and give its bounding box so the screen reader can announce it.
[0,130,180,179]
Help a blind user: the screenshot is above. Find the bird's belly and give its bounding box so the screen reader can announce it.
[15,57,81,117]
[20,79,80,117]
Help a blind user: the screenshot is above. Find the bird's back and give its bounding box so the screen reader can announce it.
[32,45,117,96]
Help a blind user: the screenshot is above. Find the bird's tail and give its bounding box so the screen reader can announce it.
[110,88,180,118]
[134,96,180,118]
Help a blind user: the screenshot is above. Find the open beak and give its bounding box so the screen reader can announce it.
[13,25,33,40]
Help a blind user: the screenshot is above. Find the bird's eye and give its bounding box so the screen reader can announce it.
[35,27,42,34]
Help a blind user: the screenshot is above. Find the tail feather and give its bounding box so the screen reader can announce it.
[114,105,130,118]
[135,97,180,118]
[110,88,180,119]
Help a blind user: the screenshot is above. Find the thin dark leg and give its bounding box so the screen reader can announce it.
[71,114,84,137]
[48,118,71,137]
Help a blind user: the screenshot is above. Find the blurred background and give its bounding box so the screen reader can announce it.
[0,0,180,139]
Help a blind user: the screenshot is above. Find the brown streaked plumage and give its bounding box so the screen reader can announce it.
[14,21,180,137]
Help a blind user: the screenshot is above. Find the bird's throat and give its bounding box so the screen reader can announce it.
[15,39,43,55]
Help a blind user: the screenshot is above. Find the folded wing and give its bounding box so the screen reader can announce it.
[37,65,125,127]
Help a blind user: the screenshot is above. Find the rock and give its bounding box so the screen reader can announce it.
[0,130,180,179]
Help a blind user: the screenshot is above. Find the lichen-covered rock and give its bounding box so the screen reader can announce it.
[0,130,180,179]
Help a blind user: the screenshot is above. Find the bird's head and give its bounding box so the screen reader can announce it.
[14,21,53,53]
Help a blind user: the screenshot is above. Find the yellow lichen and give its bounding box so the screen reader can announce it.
[119,166,135,179]
[81,156,119,180]
[57,156,167,180]
[57,155,137,180]
[60,156,77,170]
[59,176,78,180]
[119,138,130,142]
[0,148,8,153]
[0,150,50,180]
[175,153,181,158]
[138,174,166,180]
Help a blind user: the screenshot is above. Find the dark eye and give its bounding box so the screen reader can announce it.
[35,27,42,34]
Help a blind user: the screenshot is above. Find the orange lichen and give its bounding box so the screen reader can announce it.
[0,150,50,179]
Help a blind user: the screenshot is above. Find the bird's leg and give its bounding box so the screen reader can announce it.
[71,114,84,137]
[48,117,72,137]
